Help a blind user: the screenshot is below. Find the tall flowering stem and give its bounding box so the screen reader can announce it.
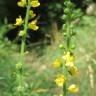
[19,1,30,95]
[14,0,40,95]
[53,0,81,96]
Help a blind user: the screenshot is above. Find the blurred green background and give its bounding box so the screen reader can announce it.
[0,0,96,96]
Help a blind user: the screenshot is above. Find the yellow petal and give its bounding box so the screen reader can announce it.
[69,66,78,76]
[55,74,65,87]
[31,0,40,7]
[65,61,74,67]
[53,59,62,68]
[17,0,26,7]
[62,51,75,62]
[29,20,39,30]
[14,16,23,26]
[68,84,79,93]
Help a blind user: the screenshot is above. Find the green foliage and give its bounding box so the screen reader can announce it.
[0,16,96,96]
[0,0,96,96]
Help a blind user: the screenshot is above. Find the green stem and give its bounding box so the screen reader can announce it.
[20,0,31,63]
[18,0,31,96]
[63,64,67,96]
[63,22,71,96]
[66,22,71,51]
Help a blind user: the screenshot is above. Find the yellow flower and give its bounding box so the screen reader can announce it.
[29,10,36,18]
[53,59,62,68]
[68,66,78,76]
[17,0,26,7]
[65,61,74,67]
[55,74,65,87]
[68,84,79,93]
[29,20,39,30]
[30,0,40,7]
[14,16,23,26]
[62,51,75,62]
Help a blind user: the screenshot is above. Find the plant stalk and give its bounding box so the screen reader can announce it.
[18,0,31,96]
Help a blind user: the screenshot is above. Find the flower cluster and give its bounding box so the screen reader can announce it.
[62,51,78,76]
[15,0,40,36]
[17,0,40,8]
[53,51,79,94]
